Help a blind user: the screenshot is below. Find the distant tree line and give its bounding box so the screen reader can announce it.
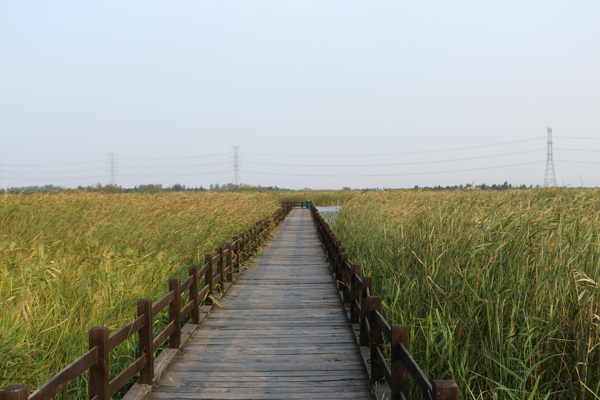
[0,183,294,194]
[411,182,536,191]
[0,181,548,195]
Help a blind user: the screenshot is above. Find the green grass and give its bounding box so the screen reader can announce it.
[276,190,358,205]
[7,188,595,399]
[331,189,600,399]
[0,192,281,398]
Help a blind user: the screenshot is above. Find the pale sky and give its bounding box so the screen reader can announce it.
[1,1,599,190]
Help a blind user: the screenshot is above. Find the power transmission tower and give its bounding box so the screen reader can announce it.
[232,146,241,186]
[108,153,118,186]
[543,128,557,187]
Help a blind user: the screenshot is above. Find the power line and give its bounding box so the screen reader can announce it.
[554,136,600,140]
[2,168,106,174]
[244,161,545,178]
[244,137,545,158]
[554,148,600,152]
[10,175,107,181]
[2,160,105,167]
[120,171,230,178]
[2,163,229,173]
[119,162,230,169]
[556,160,600,165]
[120,153,229,161]
[244,149,543,168]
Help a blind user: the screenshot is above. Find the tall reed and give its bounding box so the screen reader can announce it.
[0,192,280,397]
[332,189,600,399]
[277,191,357,205]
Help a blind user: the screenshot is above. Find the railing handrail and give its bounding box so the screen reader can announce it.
[0,203,293,400]
[281,201,309,208]
[310,204,459,400]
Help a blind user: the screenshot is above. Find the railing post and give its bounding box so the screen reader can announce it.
[331,241,342,277]
[391,324,409,400]
[188,264,199,324]
[216,247,224,290]
[260,221,267,242]
[254,222,261,245]
[0,385,28,400]
[335,244,344,285]
[341,253,350,303]
[350,263,361,323]
[329,232,336,260]
[169,278,182,349]
[239,235,246,264]
[360,276,373,346]
[368,296,384,385]
[334,242,341,275]
[89,326,109,400]
[232,236,240,273]
[432,380,459,400]
[137,299,154,385]
[204,254,213,304]
[226,242,233,282]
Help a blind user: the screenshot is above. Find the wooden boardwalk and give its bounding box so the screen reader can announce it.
[146,209,374,400]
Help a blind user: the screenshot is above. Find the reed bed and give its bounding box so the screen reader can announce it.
[277,191,357,205]
[332,189,600,399]
[0,192,280,397]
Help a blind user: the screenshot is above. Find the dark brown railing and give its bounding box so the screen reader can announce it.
[0,204,292,400]
[281,201,309,208]
[311,205,459,400]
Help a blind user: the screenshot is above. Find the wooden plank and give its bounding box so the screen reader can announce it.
[159,372,370,381]
[169,352,366,365]
[152,387,371,395]
[148,393,373,400]
[182,346,363,355]
[191,326,357,334]
[109,355,146,397]
[108,315,145,352]
[151,290,175,318]
[28,348,98,400]
[166,364,369,373]
[154,384,370,392]
[159,371,370,381]
[155,380,370,388]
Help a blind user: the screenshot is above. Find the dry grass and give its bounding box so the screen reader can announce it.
[0,192,280,397]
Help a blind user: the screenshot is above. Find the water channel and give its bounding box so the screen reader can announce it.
[315,205,342,225]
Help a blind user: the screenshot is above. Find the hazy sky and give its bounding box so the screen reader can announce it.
[1,1,599,190]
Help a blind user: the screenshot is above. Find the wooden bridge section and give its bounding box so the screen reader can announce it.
[145,209,374,399]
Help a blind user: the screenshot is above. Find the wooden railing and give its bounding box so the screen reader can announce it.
[0,203,292,400]
[281,201,309,208]
[310,205,459,400]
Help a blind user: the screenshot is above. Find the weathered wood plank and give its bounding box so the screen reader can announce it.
[153,386,370,394]
[159,371,370,382]
[148,393,373,400]
[182,346,362,355]
[155,380,370,388]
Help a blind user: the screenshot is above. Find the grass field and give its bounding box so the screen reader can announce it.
[4,188,597,399]
[277,190,357,205]
[0,192,281,398]
[331,189,600,399]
